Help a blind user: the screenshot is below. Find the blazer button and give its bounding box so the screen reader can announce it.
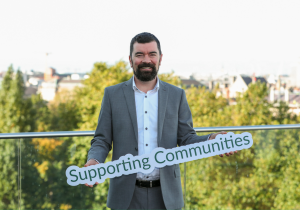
[135,147,138,151]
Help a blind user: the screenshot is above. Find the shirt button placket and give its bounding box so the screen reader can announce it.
[144,93,149,152]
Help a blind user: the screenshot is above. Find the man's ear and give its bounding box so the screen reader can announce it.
[129,55,133,68]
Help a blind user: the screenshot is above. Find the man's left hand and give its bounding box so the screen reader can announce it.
[209,131,238,157]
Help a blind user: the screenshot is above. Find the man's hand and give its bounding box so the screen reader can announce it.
[209,131,238,157]
[84,159,99,187]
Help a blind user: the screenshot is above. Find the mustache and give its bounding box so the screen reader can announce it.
[138,62,156,69]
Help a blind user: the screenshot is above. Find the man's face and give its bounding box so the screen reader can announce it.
[129,41,162,81]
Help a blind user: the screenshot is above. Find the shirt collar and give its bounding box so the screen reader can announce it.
[132,76,160,92]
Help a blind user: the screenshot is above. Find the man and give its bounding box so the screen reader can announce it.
[85,32,235,209]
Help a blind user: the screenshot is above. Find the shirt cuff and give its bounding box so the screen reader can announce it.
[207,134,212,140]
[88,158,100,164]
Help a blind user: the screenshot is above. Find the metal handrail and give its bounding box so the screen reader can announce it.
[0,124,299,139]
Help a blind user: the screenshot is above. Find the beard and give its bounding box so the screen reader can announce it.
[133,62,158,81]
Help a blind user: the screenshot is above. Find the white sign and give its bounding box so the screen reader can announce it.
[66,132,253,186]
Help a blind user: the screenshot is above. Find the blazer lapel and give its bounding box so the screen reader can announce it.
[157,80,169,146]
[122,77,138,144]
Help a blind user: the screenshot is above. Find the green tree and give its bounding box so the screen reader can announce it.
[0,65,32,209]
[48,89,82,132]
[231,82,272,125]
[158,71,181,86]
[0,66,33,133]
[183,81,300,209]
[30,94,52,132]
[185,85,228,127]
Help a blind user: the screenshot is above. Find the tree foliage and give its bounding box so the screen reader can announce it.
[0,65,31,209]
[183,81,300,209]
[1,62,300,209]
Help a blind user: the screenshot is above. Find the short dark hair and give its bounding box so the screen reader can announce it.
[130,32,162,57]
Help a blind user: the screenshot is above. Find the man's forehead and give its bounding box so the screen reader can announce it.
[132,41,159,53]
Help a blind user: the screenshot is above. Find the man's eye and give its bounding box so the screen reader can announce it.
[150,54,156,57]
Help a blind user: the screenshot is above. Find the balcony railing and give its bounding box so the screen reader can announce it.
[1,124,299,139]
[1,124,300,210]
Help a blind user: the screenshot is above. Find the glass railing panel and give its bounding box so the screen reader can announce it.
[184,129,300,209]
[20,136,111,210]
[1,126,299,209]
[0,139,20,210]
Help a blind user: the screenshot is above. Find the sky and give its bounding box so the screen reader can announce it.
[0,0,300,78]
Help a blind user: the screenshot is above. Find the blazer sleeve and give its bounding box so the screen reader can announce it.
[87,88,112,163]
[177,89,210,146]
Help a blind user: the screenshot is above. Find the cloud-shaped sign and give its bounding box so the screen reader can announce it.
[66,132,253,186]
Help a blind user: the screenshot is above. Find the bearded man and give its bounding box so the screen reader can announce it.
[85,32,234,210]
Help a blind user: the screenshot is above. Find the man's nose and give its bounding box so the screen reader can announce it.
[142,55,151,63]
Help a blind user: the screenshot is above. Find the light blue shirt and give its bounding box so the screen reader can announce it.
[133,76,160,181]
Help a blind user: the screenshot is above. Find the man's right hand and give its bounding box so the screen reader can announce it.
[209,131,237,157]
[84,159,99,188]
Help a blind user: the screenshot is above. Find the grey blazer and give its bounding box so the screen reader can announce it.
[88,77,210,209]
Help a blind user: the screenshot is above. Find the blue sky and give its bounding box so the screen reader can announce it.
[1,0,300,77]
